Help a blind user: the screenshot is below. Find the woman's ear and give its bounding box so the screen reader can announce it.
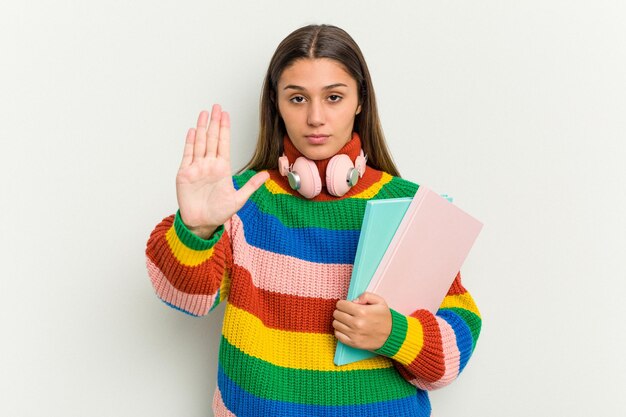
[356,104,362,115]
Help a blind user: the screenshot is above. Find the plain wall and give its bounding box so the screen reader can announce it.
[1,1,625,416]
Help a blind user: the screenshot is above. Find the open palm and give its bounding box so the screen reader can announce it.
[176,104,269,238]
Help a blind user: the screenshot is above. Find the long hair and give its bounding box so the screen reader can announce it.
[239,24,401,177]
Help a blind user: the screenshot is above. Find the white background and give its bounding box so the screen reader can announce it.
[2,1,625,416]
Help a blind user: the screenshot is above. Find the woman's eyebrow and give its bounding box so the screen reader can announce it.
[323,83,348,90]
[283,83,348,91]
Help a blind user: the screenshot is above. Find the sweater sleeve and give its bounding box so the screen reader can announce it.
[374,272,481,390]
[145,210,233,316]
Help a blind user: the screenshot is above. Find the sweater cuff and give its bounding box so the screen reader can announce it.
[374,308,408,358]
[174,210,224,250]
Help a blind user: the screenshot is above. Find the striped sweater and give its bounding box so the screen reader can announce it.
[145,167,481,417]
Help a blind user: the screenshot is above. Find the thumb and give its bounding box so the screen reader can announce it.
[353,292,385,305]
[234,171,270,207]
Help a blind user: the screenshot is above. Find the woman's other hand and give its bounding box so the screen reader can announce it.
[176,104,269,239]
[333,292,392,351]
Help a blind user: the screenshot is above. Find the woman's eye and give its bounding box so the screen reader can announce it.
[289,96,306,104]
[328,95,342,102]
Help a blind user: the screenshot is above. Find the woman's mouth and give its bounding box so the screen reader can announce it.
[305,134,329,145]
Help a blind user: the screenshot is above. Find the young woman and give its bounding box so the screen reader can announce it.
[146,24,481,417]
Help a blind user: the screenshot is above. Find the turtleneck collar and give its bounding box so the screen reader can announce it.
[282,132,362,187]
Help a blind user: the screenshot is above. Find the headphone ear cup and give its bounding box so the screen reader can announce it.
[278,155,290,176]
[355,152,366,177]
[326,154,354,197]
[292,157,321,199]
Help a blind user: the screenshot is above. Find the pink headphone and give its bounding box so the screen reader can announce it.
[278,151,367,199]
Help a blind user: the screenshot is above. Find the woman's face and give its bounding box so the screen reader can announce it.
[277,58,361,160]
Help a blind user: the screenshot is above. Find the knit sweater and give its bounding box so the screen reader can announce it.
[145,167,482,417]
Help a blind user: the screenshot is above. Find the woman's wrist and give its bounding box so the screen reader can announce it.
[177,211,220,240]
[187,224,218,240]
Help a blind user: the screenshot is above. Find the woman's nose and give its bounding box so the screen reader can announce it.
[307,101,325,126]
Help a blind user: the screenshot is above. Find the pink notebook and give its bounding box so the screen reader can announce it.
[366,185,483,314]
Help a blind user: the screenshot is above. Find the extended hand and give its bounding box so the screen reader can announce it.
[176,104,269,238]
[333,292,392,351]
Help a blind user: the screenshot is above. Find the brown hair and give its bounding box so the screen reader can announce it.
[239,24,401,177]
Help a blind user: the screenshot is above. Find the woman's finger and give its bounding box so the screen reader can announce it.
[217,111,231,161]
[180,128,195,168]
[193,110,209,160]
[335,300,360,316]
[356,292,385,305]
[234,171,270,208]
[206,104,222,158]
[332,319,352,335]
[332,309,354,328]
[334,329,353,346]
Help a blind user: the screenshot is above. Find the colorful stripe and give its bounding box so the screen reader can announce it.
[236,197,361,264]
[146,257,216,316]
[240,170,417,230]
[165,224,215,267]
[146,215,232,296]
[219,338,414,405]
[263,177,291,195]
[440,292,481,317]
[217,365,431,417]
[352,171,394,199]
[222,303,390,372]
[227,264,342,333]
[438,309,476,372]
[213,387,237,417]
[173,210,225,251]
[230,215,353,299]
[392,315,425,364]
[413,317,461,390]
